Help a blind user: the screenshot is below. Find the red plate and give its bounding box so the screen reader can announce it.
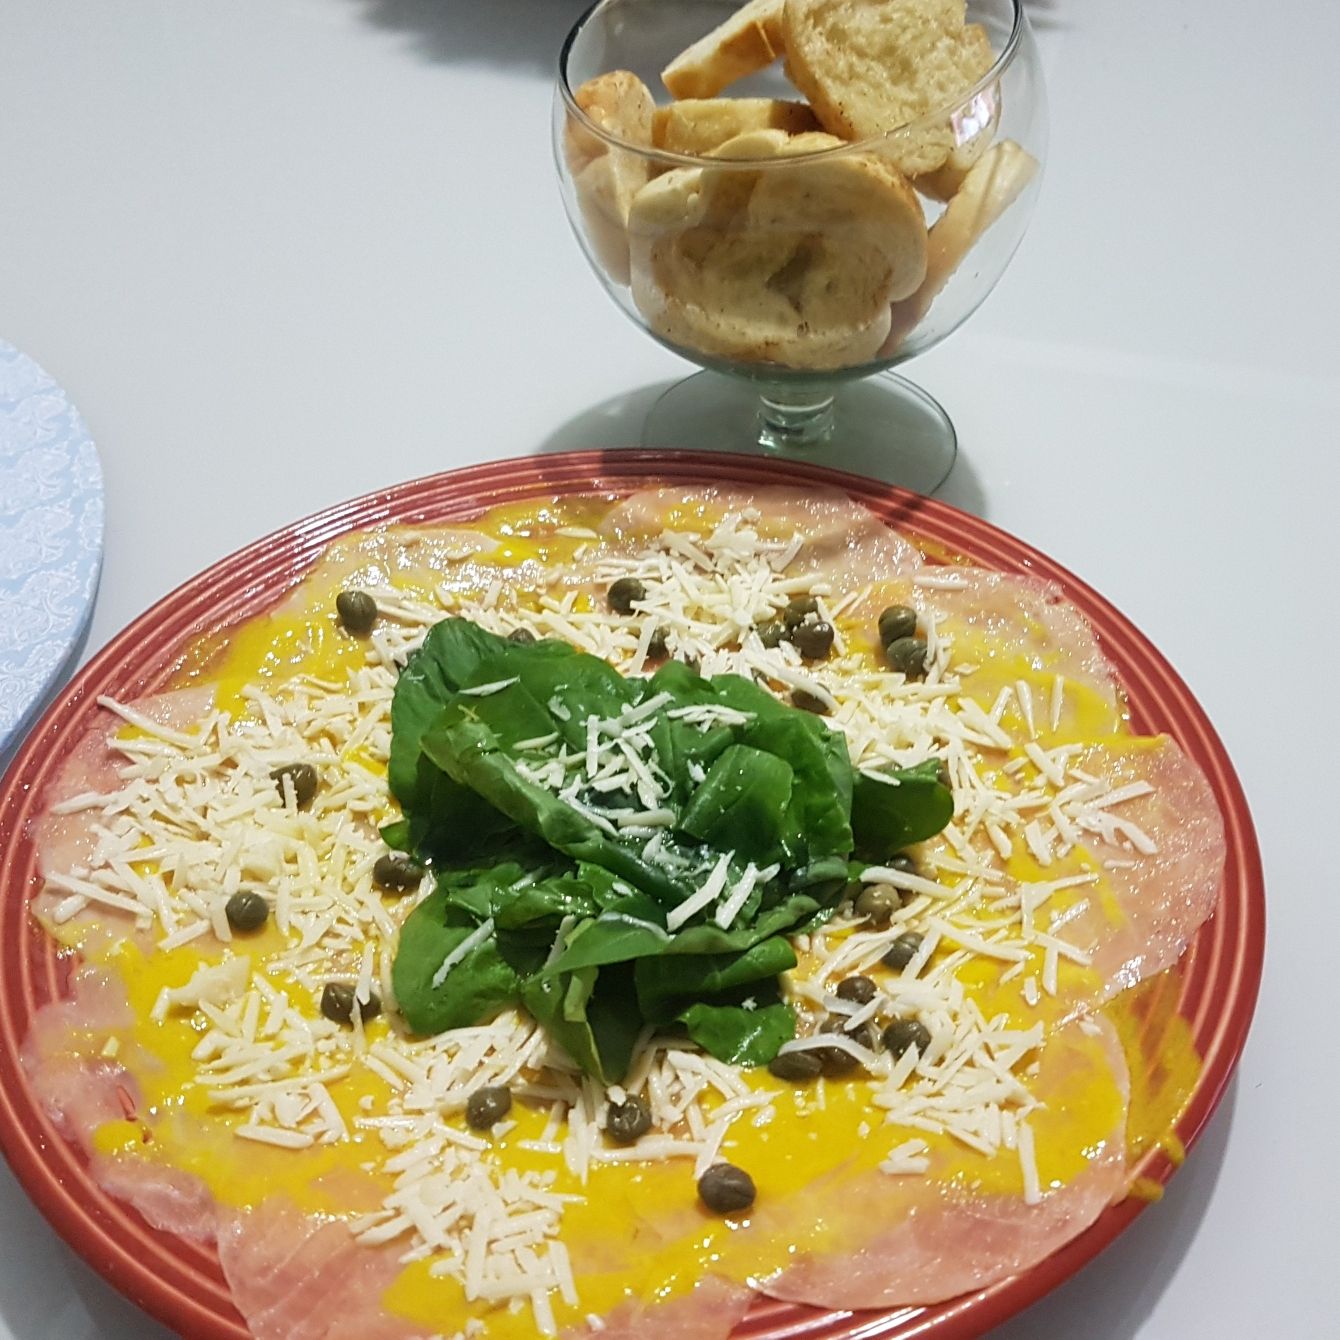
[0,451,1264,1338]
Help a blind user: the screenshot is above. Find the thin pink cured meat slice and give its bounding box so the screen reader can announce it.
[22,963,221,1240]
[848,568,1122,727]
[757,1016,1131,1310]
[91,1154,220,1242]
[24,1052,141,1150]
[22,963,132,1054]
[279,523,588,614]
[566,1275,756,1339]
[24,970,423,1336]
[601,486,925,584]
[217,1200,431,1340]
[920,569,1119,709]
[1050,736,1225,999]
[29,685,216,935]
[22,963,140,1148]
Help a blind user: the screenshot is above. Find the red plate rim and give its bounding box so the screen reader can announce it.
[0,449,1265,1339]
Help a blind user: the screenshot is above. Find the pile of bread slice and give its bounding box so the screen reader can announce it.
[565,0,1038,371]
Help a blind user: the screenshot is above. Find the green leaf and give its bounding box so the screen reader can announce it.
[392,884,522,1035]
[405,751,517,863]
[692,672,854,863]
[385,618,885,1081]
[634,936,797,1023]
[851,759,955,858]
[389,619,514,808]
[679,744,794,864]
[421,705,694,905]
[666,891,825,955]
[521,965,643,1085]
[379,818,411,851]
[491,873,602,931]
[547,908,673,973]
[680,998,795,1066]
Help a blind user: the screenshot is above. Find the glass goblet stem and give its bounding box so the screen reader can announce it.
[756,385,836,452]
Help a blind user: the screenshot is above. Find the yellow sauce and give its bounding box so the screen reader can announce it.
[45,496,1203,1334]
[1106,972,1200,1168]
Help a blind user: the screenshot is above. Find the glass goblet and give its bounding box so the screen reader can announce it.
[555,0,1048,491]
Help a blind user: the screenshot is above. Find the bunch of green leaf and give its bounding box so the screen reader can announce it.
[386,619,952,1083]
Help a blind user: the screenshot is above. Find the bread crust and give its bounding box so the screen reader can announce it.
[566,71,658,283]
[883,138,1037,351]
[782,1,994,175]
[564,69,656,170]
[628,129,928,370]
[654,98,821,156]
[662,0,787,99]
[911,80,1002,203]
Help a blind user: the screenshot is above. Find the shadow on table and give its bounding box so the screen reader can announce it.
[530,381,990,514]
[1022,0,1067,32]
[993,1077,1240,1339]
[348,0,592,71]
[349,0,1070,69]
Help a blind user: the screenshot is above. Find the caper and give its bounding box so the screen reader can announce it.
[855,884,902,926]
[465,1085,512,1130]
[336,589,378,636]
[320,981,381,1025]
[608,577,647,615]
[605,1096,653,1145]
[878,604,918,646]
[271,762,318,809]
[885,635,929,679]
[224,890,269,933]
[646,627,669,661]
[783,595,819,628]
[935,758,952,789]
[824,1015,875,1048]
[810,1018,871,1076]
[678,653,701,675]
[766,1049,823,1082]
[882,931,925,972]
[507,627,537,645]
[810,1043,857,1076]
[835,975,877,1005]
[697,1162,756,1214]
[791,619,834,661]
[756,619,786,649]
[372,853,425,893]
[882,1017,932,1058]
[887,852,920,878]
[791,688,829,715]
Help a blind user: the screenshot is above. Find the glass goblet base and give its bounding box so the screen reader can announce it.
[639,369,958,495]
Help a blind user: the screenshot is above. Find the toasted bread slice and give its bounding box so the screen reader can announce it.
[883,138,1037,350]
[627,129,927,369]
[912,81,1001,202]
[573,153,647,285]
[732,129,928,302]
[564,69,656,172]
[654,97,820,156]
[565,71,657,283]
[662,0,787,99]
[782,1,994,175]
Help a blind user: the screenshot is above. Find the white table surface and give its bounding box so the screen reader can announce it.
[1,1,1334,1336]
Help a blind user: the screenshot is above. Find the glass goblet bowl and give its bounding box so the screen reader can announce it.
[554,0,1048,492]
